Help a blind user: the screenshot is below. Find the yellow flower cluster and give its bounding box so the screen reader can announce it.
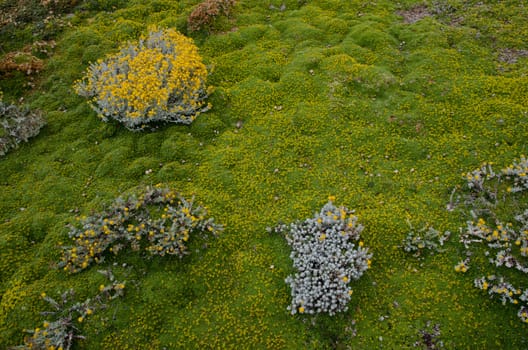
[75,28,210,130]
[468,217,528,257]
[503,155,528,175]
[454,260,468,273]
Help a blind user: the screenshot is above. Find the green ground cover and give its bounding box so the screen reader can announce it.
[1,0,527,348]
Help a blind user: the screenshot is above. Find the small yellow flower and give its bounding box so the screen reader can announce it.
[298,306,305,313]
[342,276,349,283]
[359,241,364,247]
[86,308,93,315]
[99,284,105,292]
[78,316,84,323]
[319,234,326,241]
[328,195,336,202]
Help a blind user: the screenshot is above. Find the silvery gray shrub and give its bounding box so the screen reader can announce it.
[401,220,450,258]
[0,100,45,156]
[272,199,372,316]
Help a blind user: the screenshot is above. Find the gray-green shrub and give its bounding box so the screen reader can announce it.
[272,198,372,316]
[0,99,45,156]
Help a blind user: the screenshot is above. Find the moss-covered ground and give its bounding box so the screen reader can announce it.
[1,0,527,348]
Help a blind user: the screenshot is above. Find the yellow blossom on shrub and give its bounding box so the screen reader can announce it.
[74,28,211,130]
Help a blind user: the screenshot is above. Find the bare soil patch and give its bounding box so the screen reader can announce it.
[396,5,432,24]
[498,48,528,64]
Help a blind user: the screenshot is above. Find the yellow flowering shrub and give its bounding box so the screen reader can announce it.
[458,157,528,322]
[18,270,126,350]
[74,28,211,131]
[59,185,222,273]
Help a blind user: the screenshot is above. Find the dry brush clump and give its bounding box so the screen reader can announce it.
[0,41,55,75]
[187,0,236,33]
[0,0,78,27]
